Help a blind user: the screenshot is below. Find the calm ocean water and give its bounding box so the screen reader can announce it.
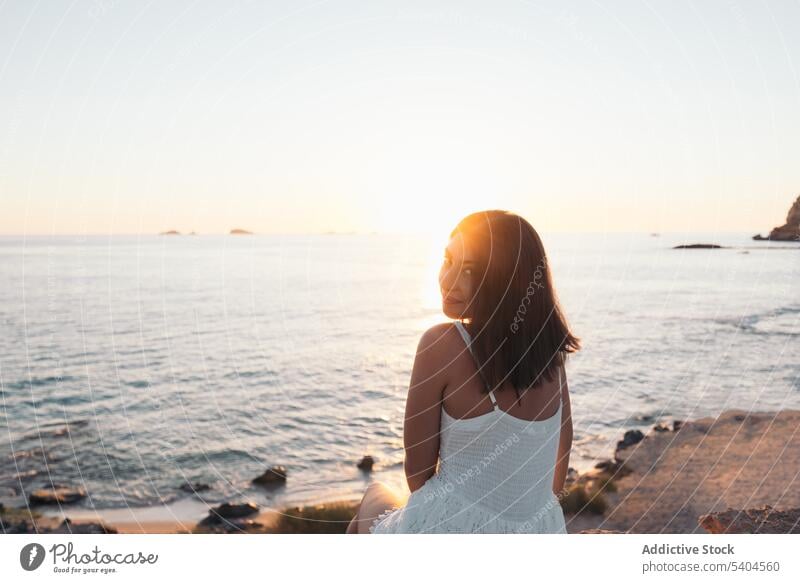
[1,232,798,512]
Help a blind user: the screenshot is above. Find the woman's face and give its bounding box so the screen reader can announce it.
[438,232,476,319]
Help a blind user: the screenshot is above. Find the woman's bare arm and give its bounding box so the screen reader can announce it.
[552,365,573,497]
[403,324,449,493]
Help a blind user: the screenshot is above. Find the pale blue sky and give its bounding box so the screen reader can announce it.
[1,0,798,235]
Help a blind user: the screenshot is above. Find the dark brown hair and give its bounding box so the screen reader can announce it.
[451,210,580,399]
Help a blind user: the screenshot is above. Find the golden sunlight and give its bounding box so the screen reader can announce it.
[364,138,499,237]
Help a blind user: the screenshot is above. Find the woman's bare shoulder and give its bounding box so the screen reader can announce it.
[409,323,459,388]
[416,322,459,354]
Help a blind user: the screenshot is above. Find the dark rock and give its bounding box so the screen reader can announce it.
[356,455,375,471]
[198,501,260,527]
[673,244,723,249]
[699,505,800,534]
[733,414,746,422]
[213,501,259,519]
[195,517,266,534]
[29,485,87,505]
[594,459,617,472]
[672,420,683,431]
[52,518,117,534]
[616,429,644,450]
[653,422,671,432]
[179,482,211,493]
[590,459,632,479]
[252,465,287,486]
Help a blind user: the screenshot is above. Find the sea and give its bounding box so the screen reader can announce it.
[0,232,797,517]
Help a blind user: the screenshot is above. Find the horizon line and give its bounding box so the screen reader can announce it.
[0,229,772,237]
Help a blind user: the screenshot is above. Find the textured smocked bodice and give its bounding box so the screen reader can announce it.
[435,397,563,524]
[370,321,567,534]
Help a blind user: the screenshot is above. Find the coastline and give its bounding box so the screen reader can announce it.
[4,408,798,534]
[564,408,800,533]
[17,493,363,534]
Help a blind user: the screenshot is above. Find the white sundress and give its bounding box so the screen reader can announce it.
[370,321,568,534]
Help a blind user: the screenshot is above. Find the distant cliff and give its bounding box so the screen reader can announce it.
[754,195,800,241]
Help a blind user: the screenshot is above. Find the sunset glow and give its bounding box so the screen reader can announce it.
[0,2,797,236]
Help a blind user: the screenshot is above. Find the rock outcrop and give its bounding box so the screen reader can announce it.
[252,465,287,486]
[753,195,800,241]
[195,501,263,533]
[178,481,211,494]
[615,429,645,453]
[1,506,117,534]
[356,455,375,471]
[197,502,259,527]
[565,410,800,533]
[698,505,800,533]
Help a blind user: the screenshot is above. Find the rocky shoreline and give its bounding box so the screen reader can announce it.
[752,194,800,242]
[563,409,800,533]
[3,410,798,534]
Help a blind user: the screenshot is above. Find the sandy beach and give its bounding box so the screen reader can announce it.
[21,494,299,534]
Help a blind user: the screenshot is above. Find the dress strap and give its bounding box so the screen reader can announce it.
[453,320,472,348]
[454,321,497,408]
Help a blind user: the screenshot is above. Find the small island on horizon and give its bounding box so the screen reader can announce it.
[157,229,255,236]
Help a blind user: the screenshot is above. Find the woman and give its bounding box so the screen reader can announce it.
[346,210,580,534]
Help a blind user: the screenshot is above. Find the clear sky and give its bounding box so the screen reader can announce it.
[1,0,798,235]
